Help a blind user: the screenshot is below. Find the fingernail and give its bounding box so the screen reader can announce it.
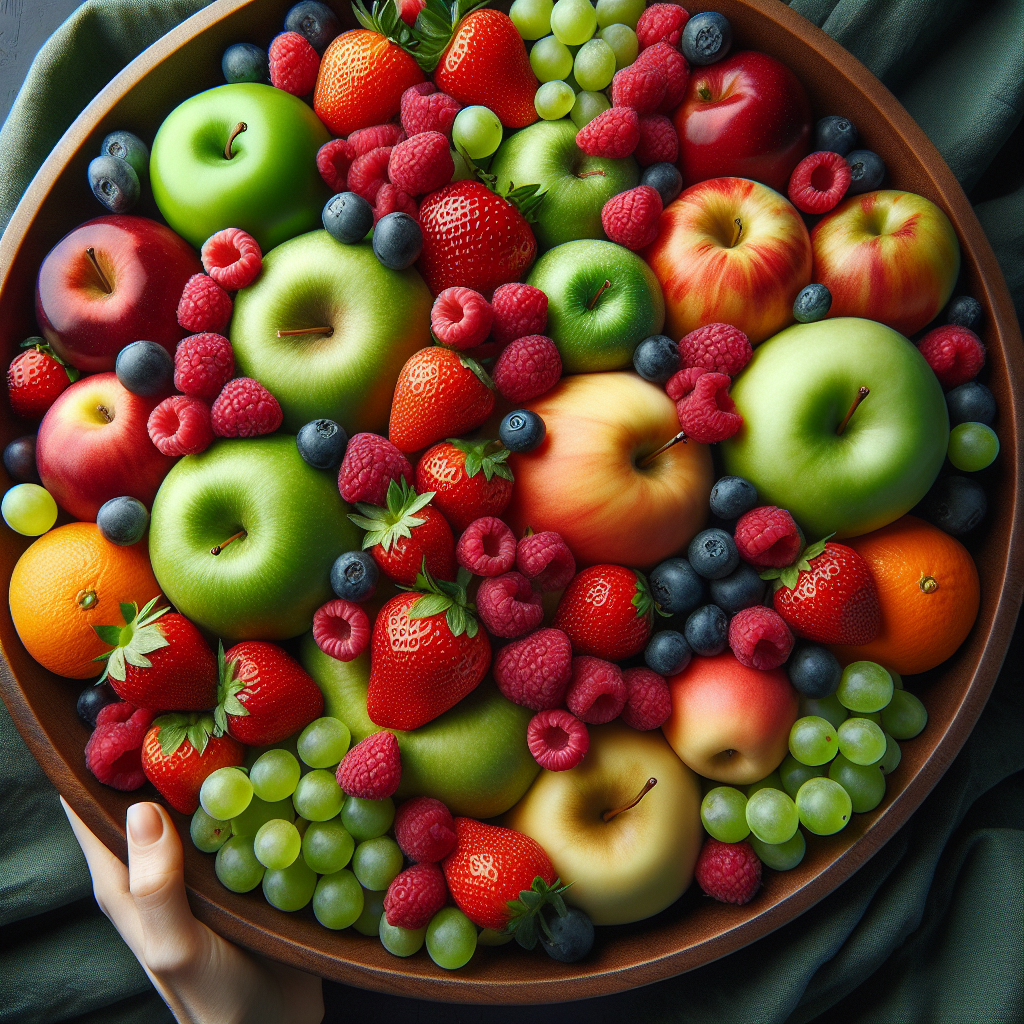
[127,803,164,846]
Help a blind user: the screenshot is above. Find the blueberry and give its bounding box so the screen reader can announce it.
[115,340,174,396]
[285,1,342,54]
[76,681,121,728]
[687,528,739,580]
[814,115,859,157]
[88,154,139,214]
[323,192,374,244]
[845,150,885,195]
[681,11,733,66]
[3,435,40,484]
[709,562,766,615]
[297,418,348,469]
[100,131,149,181]
[97,496,150,546]
[684,604,729,656]
[500,409,545,452]
[372,212,423,270]
[793,283,832,323]
[649,557,706,615]
[918,475,987,535]
[645,630,692,676]
[632,335,680,383]
[331,550,379,602]
[222,42,270,84]
[539,907,595,963]
[947,295,983,330]
[787,644,842,698]
[640,162,683,207]
[709,476,758,520]
[946,381,996,427]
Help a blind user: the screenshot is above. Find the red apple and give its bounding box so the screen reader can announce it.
[643,177,812,344]
[812,190,961,337]
[36,373,177,521]
[35,215,202,372]
[662,651,799,784]
[673,50,812,193]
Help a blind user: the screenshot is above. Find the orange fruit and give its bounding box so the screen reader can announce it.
[830,514,980,675]
[9,521,161,679]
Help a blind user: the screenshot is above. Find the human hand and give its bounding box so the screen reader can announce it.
[62,797,324,1024]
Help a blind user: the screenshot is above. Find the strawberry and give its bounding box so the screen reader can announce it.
[215,641,324,746]
[366,566,491,730]
[553,564,659,661]
[348,477,457,585]
[140,711,244,814]
[415,439,514,533]
[388,346,496,454]
[92,598,217,711]
[7,338,78,419]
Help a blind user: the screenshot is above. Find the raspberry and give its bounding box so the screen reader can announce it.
[338,432,413,505]
[456,516,517,576]
[601,185,663,250]
[476,571,544,639]
[177,274,232,333]
[384,861,448,929]
[147,395,215,456]
[336,730,401,800]
[401,82,462,138]
[678,323,752,376]
[516,531,576,591]
[394,796,457,862]
[349,123,406,155]
[674,371,743,443]
[174,332,235,401]
[695,838,762,905]
[734,506,802,568]
[492,335,562,403]
[347,146,393,203]
[312,599,371,661]
[576,107,640,159]
[84,702,155,790]
[565,656,627,725]
[389,131,454,196]
[317,138,355,192]
[430,286,493,350]
[200,228,262,291]
[635,114,679,166]
[373,183,419,225]
[788,151,852,214]
[527,709,589,771]
[918,325,986,389]
[635,42,690,114]
[490,283,549,346]
[611,62,668,115]
[210,377,283,438]
[493,628,573,710]
[637,3,690,50]
[728,605,794,670]
[268,31,320,95]
[620,667,672,730]
[666,365,705,401]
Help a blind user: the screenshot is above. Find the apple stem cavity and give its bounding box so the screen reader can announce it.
[211,529,247,555]
[637,430,688,469]
[602,777,658,822]
[276,326,335,338]
[85,247,112,293]
[224,121,248,160]
[588,279,612,310]
[95,404,113,423]
[836,386,870,436]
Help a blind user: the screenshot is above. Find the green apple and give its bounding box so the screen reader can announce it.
[229,230,433,435]
[300,635,539,819]
[150,83,331,252]
[720,317,949,539]
[149,436,360,640]
[526,239,664,373]
[489,119,638,252]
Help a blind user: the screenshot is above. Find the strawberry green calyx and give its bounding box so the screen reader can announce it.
[349,477,437,553]
[760,534,835,591]
[92,596,171,683]
[406,561,480,638]
[352,0,485,72]
[505,875,572,950]
[632,569,669,620]
[502,182,546,225]
[458,354,495,390]
[153,711,219,757]
[20,335,80,382]
[449,438,513,482]
[213,641,250,736]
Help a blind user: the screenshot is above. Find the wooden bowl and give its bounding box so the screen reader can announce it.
[1,0,1021,1003]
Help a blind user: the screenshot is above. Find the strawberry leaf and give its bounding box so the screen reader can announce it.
[505,876,571,949]
[458,354,495,390]
[759,567,784,580]
[155,718,188,757]
[631,570,657,620]
[780,565,801,590]
[92,624,124,646]
[215,641,250,728]
[408,592,453,620]
[348,479,435,553]
[450,438,513,483]
[502,182,546,224]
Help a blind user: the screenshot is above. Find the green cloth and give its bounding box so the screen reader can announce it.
[0,2,1020,1022]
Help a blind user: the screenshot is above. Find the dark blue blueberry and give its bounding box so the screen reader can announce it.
[88,154,139,214]
[644,630,692,676]
[96,496,149,546]
[813,115,859,157]
[793,283,832,323]
[681,11,733,66]
[3,435,40,484]
[687,528,739,580]
[649,557,706,615]
[331,550,379,602]
[115,340,174,397]
[845,149,885,195]
[285,1,342,54]
[918,475,987,536]
[373,212,423,270]
[640,162,683,207]
[323,192,374,244]
[297,418,348,469]
[709,475,758,520]
[77,681,121,728]
[946,295,983,331]
[709,562,766,615]
[787,644,842,698]
[684,604,729,657]
[946,381,996,427]
[632,335,680,383]
[540,907,595,963]
[222,42,270,84]
[500,409,545,452]
[100,131,149,181]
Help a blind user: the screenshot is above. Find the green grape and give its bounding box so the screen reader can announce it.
[534,80,576,119]
[837,717,887,765]
[837,661,894,713]
[595,0,646,30]
[795,776,852,835]
[745,787,799,844]
[215,835,265,893]
[200,766,253,820]
[746,770,783,797]
[564,69,583,93]
[570,89,611,128]
[530,34,574,81]
[749,830,806,871]
[303,819,356,874]
[881,688,928,739]
[789,716,839,766]
[597,23,638,70]
[452,105,503,160]
[352,886,386,936]
[341,796,395,841]
[799,692,848,729]
[477,928,515,946]
[859,711,882,725]
[313,869,364,930]
[450,148,474,182]
[948,421,999,471]
[877,732,902,775]
[1,483,58,536]
[244,733,300,770]
[890,670,904,689]
[249,748,302,801]
[700,786,749,843]
[426,907,478,969]
[352,836,404,891]
[510,0,553,39]
[297,717,351,769]
[292,769,344,821]
[263,858,318,912]
[779,753,826,798]
[573,38,616,90]
[254,818,302,870]
[231,795,294,838]
[828,753,886,813]
[380,916,428,957]
[550,0,598,44]
[191,807,231,853]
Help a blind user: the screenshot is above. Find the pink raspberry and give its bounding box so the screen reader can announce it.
[695,838,762,905]
[456,516,516,577]
[635,114,679,166]
[84,702,155,790]
[490,283,548,346]
[601,185,663,250]
[312,599,371,661]
[673,370,743,443]
[565,656,627,724]
[734,506,803,568]
[476,571,544,639]
[384,861,448,929]
[348,123,406,155]
[396,0,426,26]
[492,335,562,403]
[317,138,355,192]
[918,325,986,389]
[611,61,668,114]
[576,107,640,159]
[401,81,462,138]
[269,31,320,95]
[347,146,392,203]
[373,183,419,225]
[637,4,690,50]
[516,531,575,591]
[148,395,214,456]
[430,286,493,350]
[177,274,232,334]
[211,377,283,438]
[338,432,413,505]
[788,151,852,214]
[493,628,573,710]
[394,796,457,862]
[201,228,262,290]
[635,42,690,114]
[389,131,454,196]
[620,667,672,730]
[527,709,589,771]
[666,365,705,402]
[728,605,794,671]
[679,323,752,376]
[336,730,401,800]
[174,333,234,401]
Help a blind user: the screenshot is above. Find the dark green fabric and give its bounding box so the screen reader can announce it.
[0,2,1020,1022]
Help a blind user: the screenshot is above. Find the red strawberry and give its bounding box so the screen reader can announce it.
[415,439,514,533]
[7,338,78,419]
[554,564,657,661]
[348,477,457,585]
[92,598,217,711]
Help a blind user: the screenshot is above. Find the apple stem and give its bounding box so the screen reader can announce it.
[603,778,658,822]
[95,404,113,423]
[85,247,112,293]
[836,386,870,435]
[588,279,612,310]
[211,529,247,555]
[224,122,248,160]
[577,170,606,178]
[637,430,688,468]
[276,326,335,337]
[730,218,743,247]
